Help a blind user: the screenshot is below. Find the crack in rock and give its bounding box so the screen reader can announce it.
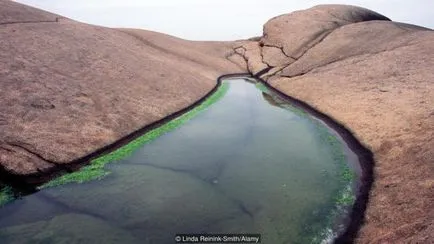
[0,18,59,26]
[233,44,270,75]
[233,46,251,73]
[265,23,346,79]
[281,41,419,79]
[292,23,340,59]
[259,46,272,68]
[3,142,57,165]
[225,50,248,71]
[262,44,298,60]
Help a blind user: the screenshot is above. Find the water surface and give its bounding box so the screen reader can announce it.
[0,79,356,243]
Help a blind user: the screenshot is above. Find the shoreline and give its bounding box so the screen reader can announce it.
[251,70,374,243]
[0,73,248,190]
[0,72,374,243]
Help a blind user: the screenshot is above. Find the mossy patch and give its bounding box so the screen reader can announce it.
[255,82,270,93]
[335,185,356,205]
[0,187,14,207]
[40,83,230,189]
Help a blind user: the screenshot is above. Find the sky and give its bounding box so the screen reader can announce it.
[15,0,434,41]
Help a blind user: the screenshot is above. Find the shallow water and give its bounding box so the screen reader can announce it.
[0,79,356,244]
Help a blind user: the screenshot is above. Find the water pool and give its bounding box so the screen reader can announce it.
[0,79,359,243]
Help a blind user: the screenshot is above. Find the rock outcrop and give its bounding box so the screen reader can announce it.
[232,4,433,243]
[0,0,243,175]
[1,1,433,243]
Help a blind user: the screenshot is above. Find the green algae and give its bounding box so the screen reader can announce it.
[336,185,356,205]
[254,82,269,93]
[305,112,356,243]
[40,83,230,189]
[0,187,14,207]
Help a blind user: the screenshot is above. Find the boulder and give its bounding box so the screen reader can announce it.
[233,4,433,243]
[1,1,433,243]
[0,0,243,175]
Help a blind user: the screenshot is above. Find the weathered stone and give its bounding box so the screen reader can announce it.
[261,4,390,60]
[1,1,433,243]
[233,41,268,74]
[279,20,432,78]
[261,45,295,67]
[0,0,242,174]
[237,4,433,243]
[0,0,60,24]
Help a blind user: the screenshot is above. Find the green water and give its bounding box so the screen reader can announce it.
[0,79,356,244]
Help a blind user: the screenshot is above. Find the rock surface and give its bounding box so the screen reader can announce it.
[0,0,243,175]
[233,4,433,243]
[0,1,433,243]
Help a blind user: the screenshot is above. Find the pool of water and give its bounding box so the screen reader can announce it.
[0,79,357,244]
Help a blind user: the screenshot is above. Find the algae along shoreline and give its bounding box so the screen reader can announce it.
[2,2,433,242]
[41,82,231,188]
[0,74,361,243]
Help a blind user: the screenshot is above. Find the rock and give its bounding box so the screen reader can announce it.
[0,0,242,174]
[0,0,60,24]
[233,41,268,75]
[1,1,433,243]
[233,4,433,243]
[261,45,295,68]
[279,20,432,78]
[260,4,390,63]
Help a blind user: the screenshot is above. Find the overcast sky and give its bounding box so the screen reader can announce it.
[15,0,434,40]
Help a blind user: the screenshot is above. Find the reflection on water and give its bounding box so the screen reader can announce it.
[0,79,355,244]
